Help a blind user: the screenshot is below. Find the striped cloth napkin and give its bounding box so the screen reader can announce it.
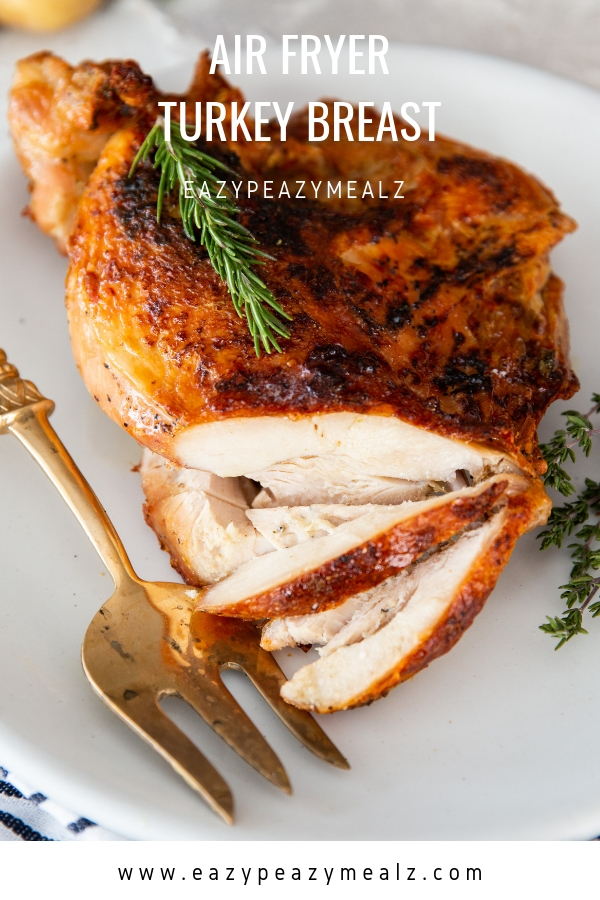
[0,766,123,841]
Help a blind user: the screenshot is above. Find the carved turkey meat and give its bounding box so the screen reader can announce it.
[9,51,577,712]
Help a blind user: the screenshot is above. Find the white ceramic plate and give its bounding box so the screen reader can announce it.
[2,44,600,841]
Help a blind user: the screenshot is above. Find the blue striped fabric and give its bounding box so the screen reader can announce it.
[0,767,124,841]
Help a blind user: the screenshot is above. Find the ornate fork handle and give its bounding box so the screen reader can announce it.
[0,348,134,586]
[0,349,54,431]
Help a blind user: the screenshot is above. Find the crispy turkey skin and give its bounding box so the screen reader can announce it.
[10,51,578,475]
[8,51,578,712]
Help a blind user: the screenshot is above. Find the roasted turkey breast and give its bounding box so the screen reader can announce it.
[9,51,577,712]
[10,51,577,474]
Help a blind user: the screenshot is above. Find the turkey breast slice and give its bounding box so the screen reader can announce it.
[141,448,443,581]
[247,504,401,550]
[261,577,415,654]
[140,449,271,584]
[197,474,537,619]
[250,454,438,508]
[174,412,510,481]
[279,484,547,713]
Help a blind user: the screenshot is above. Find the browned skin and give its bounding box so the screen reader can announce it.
[9,52,578,473]
[292,479,549,713]
[200,477,529,619]
[9,52,157,253]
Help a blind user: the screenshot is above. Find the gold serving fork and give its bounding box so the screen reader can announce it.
[0,349,348,823]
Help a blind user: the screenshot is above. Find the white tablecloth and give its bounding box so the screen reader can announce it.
[0,766,122,841]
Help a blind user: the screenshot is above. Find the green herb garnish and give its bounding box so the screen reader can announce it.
[538,394,600,648]
[129,117,291,355]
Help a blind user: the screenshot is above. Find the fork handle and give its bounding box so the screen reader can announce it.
[0,350,135,587]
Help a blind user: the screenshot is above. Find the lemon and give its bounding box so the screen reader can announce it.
[0,0,103,32]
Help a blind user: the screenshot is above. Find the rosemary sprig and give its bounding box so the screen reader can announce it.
[129,117,291,355]
[538,394,600,648]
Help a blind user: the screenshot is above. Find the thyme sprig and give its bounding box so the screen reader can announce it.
[538,394,600,648]
[129,117,291,355]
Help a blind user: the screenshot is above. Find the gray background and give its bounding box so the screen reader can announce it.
[2,1,600,91]
[159,0,600,89]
